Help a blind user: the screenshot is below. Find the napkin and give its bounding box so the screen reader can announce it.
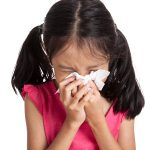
[52,68,110,94]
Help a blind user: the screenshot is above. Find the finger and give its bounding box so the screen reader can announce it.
[59,76,76,91]
[71,87,77,97]
[72,81,84,97]
[78,82,84,91]
[71,85,89,106]
[80,93,90,102]
[77,90,94,109]
[64,79,83,98]
[80,90,92,102]
[77,98,88,109]
[88,80,99,91]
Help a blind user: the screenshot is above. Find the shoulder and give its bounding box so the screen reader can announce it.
[22,80,59,148]
[21,80,56,115]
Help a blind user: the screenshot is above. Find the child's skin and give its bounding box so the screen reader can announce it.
[51,43,111,125]
[48,43,136,150]
[25,43,136,150]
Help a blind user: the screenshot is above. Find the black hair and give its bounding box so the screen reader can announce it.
[11,0,145,119]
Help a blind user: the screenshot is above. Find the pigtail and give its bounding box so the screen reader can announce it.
[102,28,145,119]
[11,24,52,95]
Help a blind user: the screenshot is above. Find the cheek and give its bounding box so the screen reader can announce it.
[54,69,70,83]
[103,62,109,70]
[101,63,109,82]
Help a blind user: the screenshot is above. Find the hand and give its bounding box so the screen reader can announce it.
[80,80,106,125]
[58,77,90,127]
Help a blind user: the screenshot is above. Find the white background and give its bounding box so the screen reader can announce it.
[0,0,149,149]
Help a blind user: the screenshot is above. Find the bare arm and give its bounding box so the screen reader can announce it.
[88,115,136,150]
[24,94,48,150]
[46,119,79,150]
[24,94,80,150]
[117,118,136,150]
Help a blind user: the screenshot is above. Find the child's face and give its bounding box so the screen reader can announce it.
[51,44,109,86]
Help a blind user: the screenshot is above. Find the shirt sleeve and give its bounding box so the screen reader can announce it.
[21,84,43,115]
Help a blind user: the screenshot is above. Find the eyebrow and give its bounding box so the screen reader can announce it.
[58,64,101,69]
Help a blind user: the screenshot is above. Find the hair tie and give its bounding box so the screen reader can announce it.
[38,23,43,34]
[114,23,118,36]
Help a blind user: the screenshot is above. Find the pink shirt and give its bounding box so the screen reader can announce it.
[21,79,126,150]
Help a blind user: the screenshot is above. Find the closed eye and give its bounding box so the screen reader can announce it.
[62,70,98,73]
[62,70,75,72]
[90,70,97,72]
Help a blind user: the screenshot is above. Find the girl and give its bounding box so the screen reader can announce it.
[11,0,145,149]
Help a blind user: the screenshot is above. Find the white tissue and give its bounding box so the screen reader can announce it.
[52,68,110,94]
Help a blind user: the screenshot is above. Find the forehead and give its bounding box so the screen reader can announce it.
[52,42,108,66]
